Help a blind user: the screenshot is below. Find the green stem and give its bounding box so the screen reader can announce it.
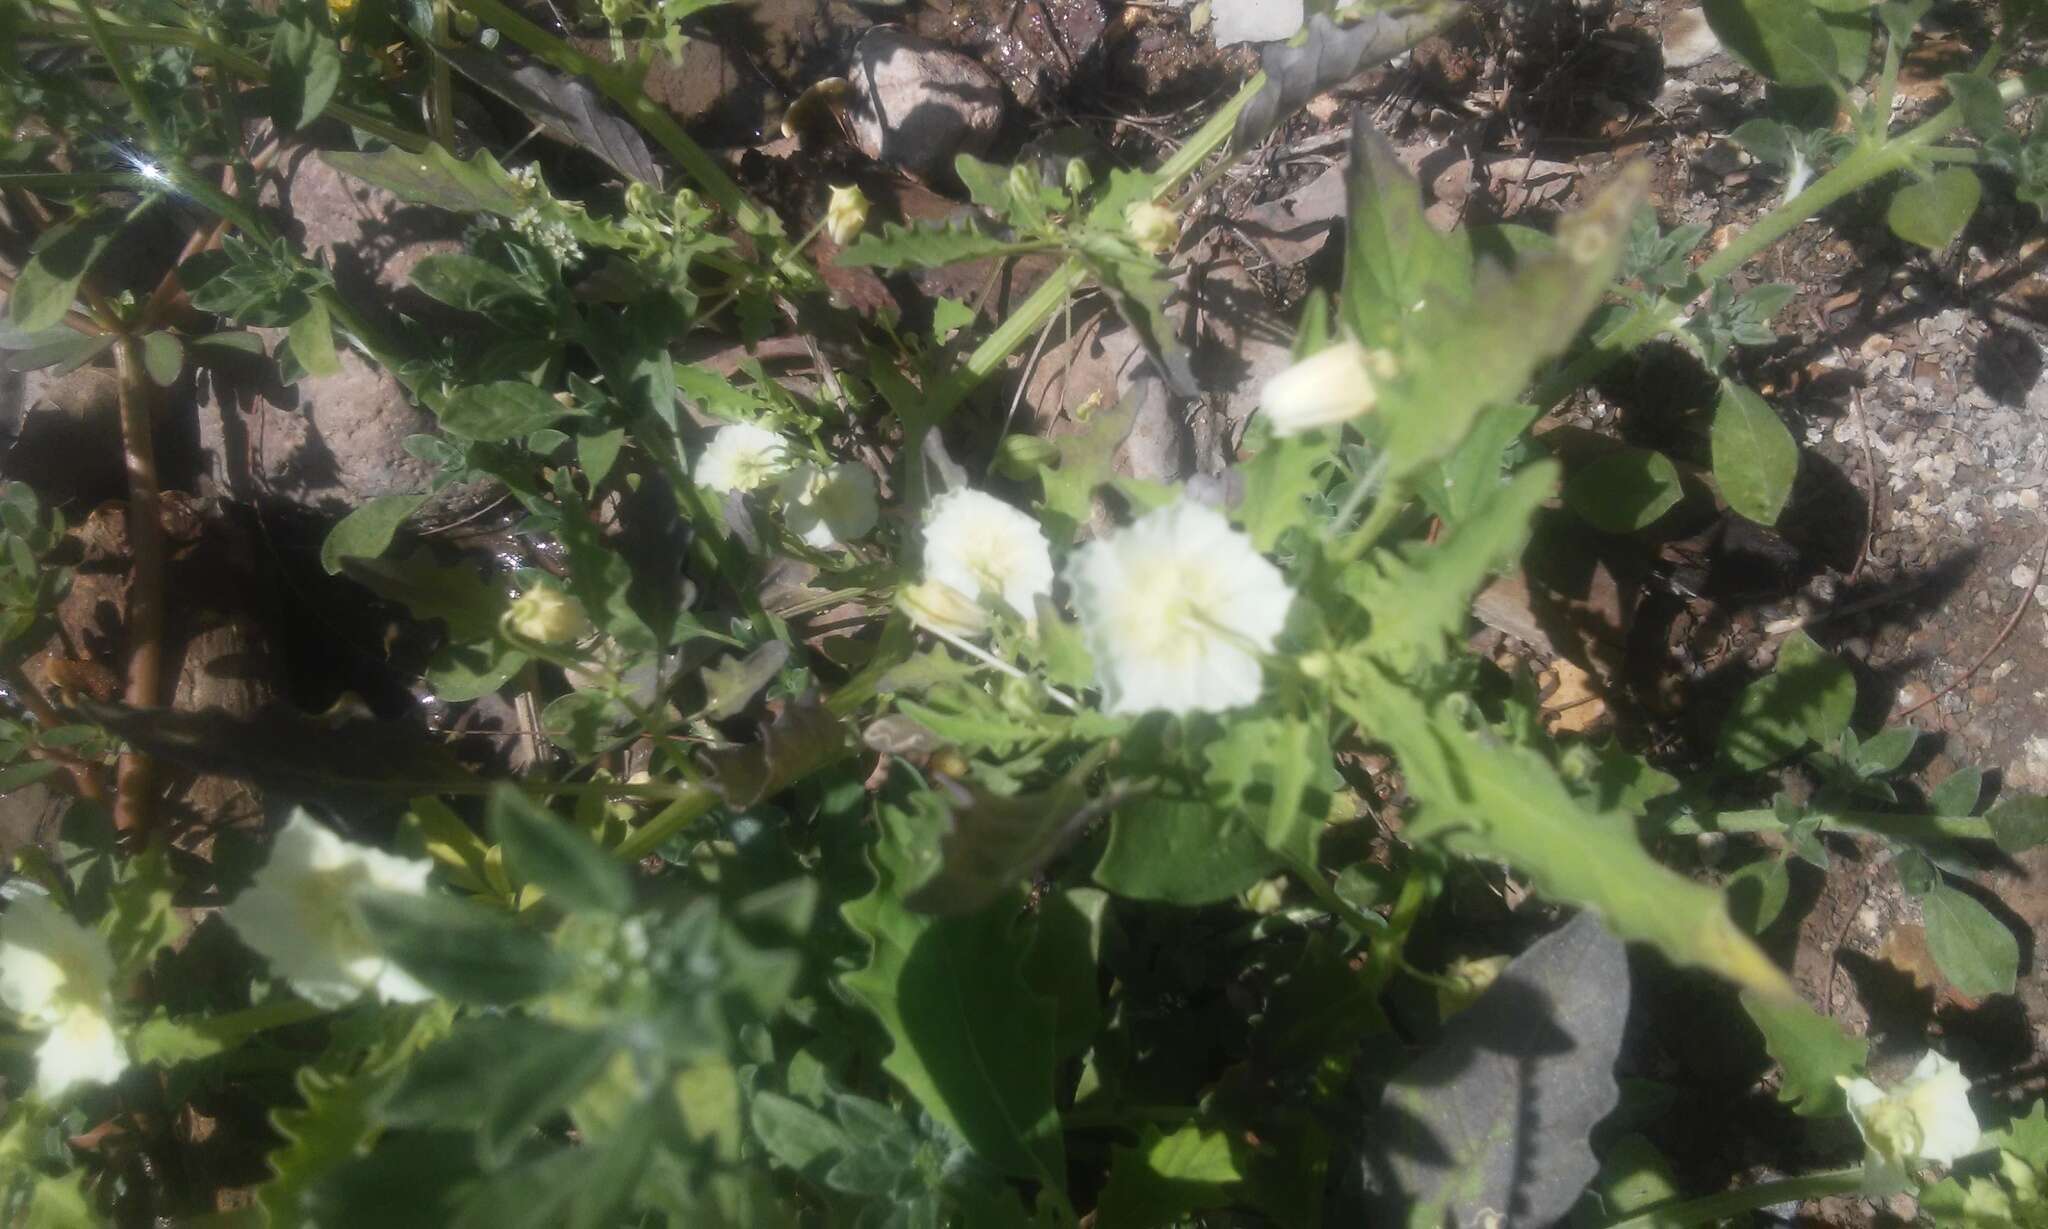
[78,0,167,152]
[1529,76,2033,411]
[1594,1167,1862,1229]
[1670,808,1992,844]
[449,0,772,238]
[612,783,721,862]
[20,20,429,151]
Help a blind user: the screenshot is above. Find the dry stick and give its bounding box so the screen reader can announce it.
[110,337,166,836]
[1893,529,2048,723]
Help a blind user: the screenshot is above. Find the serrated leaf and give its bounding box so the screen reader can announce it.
[900,753,1120,915]
[1038,394,1139,539]
[1096,1123,1243,1228]
[1341,124,1473,350]
[1740,990,1867,1115]
[1887,168,1982,250]
[1924,883,2019,996]
[1711,381,1798,526]
[322,146,527,216]
[1565,448,1684,534]
[700,695,848,807]
[839,835,1063,1182]
[320,493,427,575]
[696,641,790,722]
[838,220,1038,271]
[358,890,567,1004]
[488,785,631,913]
[1340,662,1793,996]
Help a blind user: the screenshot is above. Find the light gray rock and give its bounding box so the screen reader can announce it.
[848,30,1004,180]
[195,146,495,523]
[1662,7,1724,69]
[1213,0,1305,46]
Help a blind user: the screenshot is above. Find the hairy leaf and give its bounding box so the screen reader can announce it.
[320,493,427,575]
[1740,990,1866,1114]
[6,216,117,333]
[1097,1124,1243,1228]
[1888,168,1982,250]
[323,146,527,216]
[358,890,567,1005]
[1718,630,1855,772]
[1566,448,1684,533]
[1988,795,2048,852]
[1711,381,1797,525]
[1923,883,2019,997]
[488,785,631,913]
[270,12,342,132]
[1704,0,1846,86]
[1095,798,1276,905]
[1341,123,1473,350]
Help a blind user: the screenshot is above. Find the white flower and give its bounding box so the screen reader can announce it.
[1840,1051,1982,1168]
[1125,201,1179,256]
[506,585,589,644]
[695,423,790,494]
[826,185,870,246]
[899,577,989,639]
[777,461,879,549]
[0,894,128,1099]
[1067,500,1293,715]
[920,489,1054,627]
[222,812,437,1009]
[1258,340,1384,438]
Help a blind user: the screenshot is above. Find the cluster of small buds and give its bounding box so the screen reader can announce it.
[513,208,584,265]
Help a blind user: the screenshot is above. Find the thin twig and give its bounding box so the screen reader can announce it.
[111,337,166,836]
[1894,529,2048,722]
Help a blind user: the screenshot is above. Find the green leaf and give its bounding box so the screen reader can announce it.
[1022,887,1107,1062]
[270,12,342,131]
[840,837,1063,1183]
[1887,168,1982,250]
[1095,798,1277,905]
[357,890,566,1005]
[436,380,568,441]
[289,298,341,377]
[1718,630,1856,772]
[410,252,536,315]
[1038,393,1139,542]
[1923,883,2020,996]
[1739,990,1867,1115]
[576,427,627,486]
[1564,448,1684,534]
[322,146,527,216]
[1340,661,1794,997]
[749,1091,851,1178]
[837,219,1038,271]
[320,493,427,575]
[1945,73,2009,140]
[1095,1124,1243,1229]
[1932,767,1986,817]
[487,785,631,913]
[139,331,183,386]
[1703,0,1847,86]
[1235,431,1327,553]
[479,1023,618,1165]
[897,753,1122,916]
[7,217,116,333]
[1850,725,1919,777]
[1711,381,1798,526]
[697,641,790,722]
[1726,857,1791,934]
[1987,795,2048,853]
[377,1017,533,1129]
[1341,125,1472,350]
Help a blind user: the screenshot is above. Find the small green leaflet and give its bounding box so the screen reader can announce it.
[6,216,117,333]
[1888,168,1982,251]
[1923,883,2019,997]
[1711,381,1798,526]
[1718,630,1855,772]
[1564,448,1684,534]
[270,9,343,132]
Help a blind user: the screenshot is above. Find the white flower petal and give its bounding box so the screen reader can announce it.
[0,894,116,1028]
[33,1002,128,1100]
[778,462,879,550]
[695,423,790,494]
[1842,1051,1982,1168]
[1259,340,1381,437]
[222,811,436,1007]
[920,489,1053,624]
[1068,500,1293,716]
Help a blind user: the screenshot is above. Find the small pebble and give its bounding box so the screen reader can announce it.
[2014,563,2040,591]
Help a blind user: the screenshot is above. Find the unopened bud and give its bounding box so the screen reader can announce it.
[506,586,589,645]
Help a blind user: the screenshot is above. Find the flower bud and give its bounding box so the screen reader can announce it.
[1244,877,1287,915]
[826,184,870,247]
[507,586,590,645]
[1064,158,1094,198]
[624,181,658,217]
[900,578,988,640]
[1125,201,1179,256]
[1258,340,1385,438]
[1436,954,1511,1019]
[993,433,1060,480]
